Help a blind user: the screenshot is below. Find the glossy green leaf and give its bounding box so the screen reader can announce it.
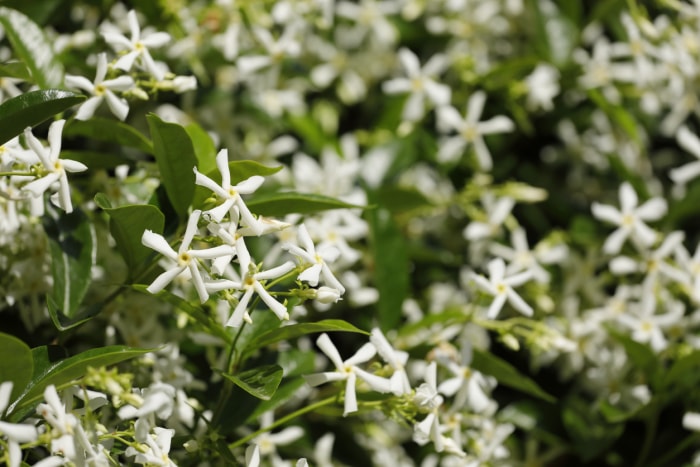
[95,194,165,279]
[132,285,232,344]
[8,345,152,419]
[64,118,153,155]
[222,364,283,401]
[368,207,409,332]
[0,7,64,88]
[471,349,555,402]
[147,114,197,218]
[245,319,368,357]
[0,89,84,145]
[185,123,217,174]
[0,333,33,404]
[42,206,96,330]
[375,186,432,214]
[246,192,365,217]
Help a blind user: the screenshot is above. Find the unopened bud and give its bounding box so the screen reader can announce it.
[315,286,342,304]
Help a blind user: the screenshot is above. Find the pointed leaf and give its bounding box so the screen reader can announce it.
[8,345,153,420]
[471,349,555,402]
[64,118,153,155]
[244,319,368,357]
[222,364,283,400]
[246,192,366,217]
[147,114,197,218]
[0,60,32,81]
[0,89,84,145]
[42,205,96,330]
[0,333,33,404]
[185,122,217,174]
[95,193,165,279]
[0,7,64,88]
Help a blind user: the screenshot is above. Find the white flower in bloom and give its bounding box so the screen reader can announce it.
[436,91,515,170]
[22,120,87,213]
[251,411,304,463]
[369,327,411,395]
[471,257,534,319]
[382,47,451,121]
[524,63,560,111]
[125,418,176,467]
[142,210,235,303]
[591,182,667,255]
[283,223,345,294]
[194,149,265,233]
[36,385,79,458]
[102,10,171,81]
[436,342,492,413]
[0,382,40,467]
[464,195,515,241]
[65,52,135,120]
[304,333,392,416]
[670,126,700,186]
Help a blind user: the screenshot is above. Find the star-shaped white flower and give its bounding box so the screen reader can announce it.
[591,182,666,254]
[471,257,533,319]
[22,120,87,213]
[65,53,135,121]
[194,149,265,234]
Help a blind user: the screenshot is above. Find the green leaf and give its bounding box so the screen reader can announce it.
[561,395,624,463]
[663,348,700,392]
[368,207,409,332]
[95,194,165,279]
[471,349,555,402]
[8,345,153,420]
[375,186,432,214]
[528,0,578,66]
[42,205,96,330]
[287,114,327,153]
[0,89,84,145]
[246,377,306,423]
[185,123,217,174]
[247,192,365,217]
[64,118,153,155]
[0,333,33,404]
[222,364,283,400]
[0,60,32,80]
[0,7,64,88]
[588,89,640,143]
[147,114,198,218]
[244,319,368,357]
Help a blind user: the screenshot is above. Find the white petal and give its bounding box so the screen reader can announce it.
[603,227,630,255]
[343,372,357,416]
[398,48,420,76]
[147,266,185,293]
[104,91,130,121]
[74,96,103,121]
[635,198,667,221]
[591,203,622,225]
[487,293,507,319]
[141,230,177,259]
[677,126,700,159]
[316,333,345,371]
[466,91,486,124]
[436,137,466,163]
[506,288,534,316]
[619,182,638,213]
[235,175,265,194]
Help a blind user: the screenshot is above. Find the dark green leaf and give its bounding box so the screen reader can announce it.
[246,377,306,423]
[64,118,153,155]
[42,205,96,330]
[95,194,165,279]
[9,345,152,419]
[147,114,197,218]
[0,7,64,88]
[0,333,33,404]
[471,349,555,402]
[368,207,409,332]
[247,192,365,217]
[245,319,368,357]
[375,186,432,213]
[562,395,624,463]
[0,89,84,145]
[222,364,283,400]
[663,348,700,392]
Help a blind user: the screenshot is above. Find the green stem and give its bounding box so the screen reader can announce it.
[0,171,34,177]
[228,395,337,450]
[634,409,659,467]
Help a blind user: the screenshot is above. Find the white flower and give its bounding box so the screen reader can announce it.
[591,182,667,254]
[22,120,88,213]
[102,10,171,81]
[369,327,411,396]
[471,257,534,319]
[304,333,392,416]
[194,149,265,233]
[125,418,176,466]
[382,48,451,121]
[65,52,134,120]
[141,210,235,303]
[464,195,515,241]
[436,342,492,412]
[524,63,560,111]
[436,91,515,170]
[283,223,345,294]
[670,126,700,185]
[0,382,39,467]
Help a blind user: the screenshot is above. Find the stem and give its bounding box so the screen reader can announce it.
[634,409,659,467]
[647,432,700,467]
[228,395,337,450]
